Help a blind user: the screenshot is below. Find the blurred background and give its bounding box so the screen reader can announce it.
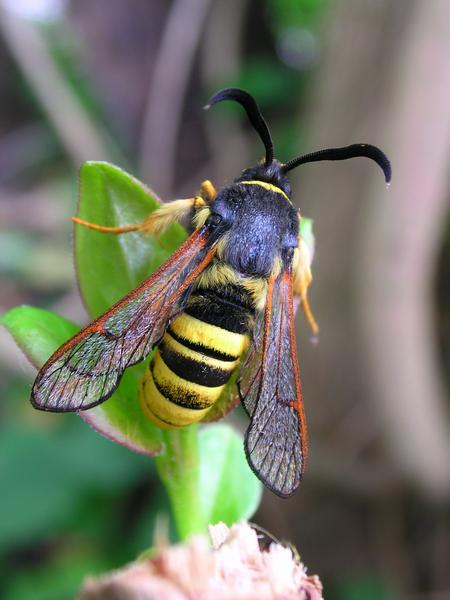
[0,0,449,598]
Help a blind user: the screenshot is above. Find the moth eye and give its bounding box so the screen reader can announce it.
[208,213,223,227]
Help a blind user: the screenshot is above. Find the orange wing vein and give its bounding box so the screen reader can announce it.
[238,267,307,497]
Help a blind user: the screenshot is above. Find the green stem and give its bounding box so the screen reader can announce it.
[155,424,206,541]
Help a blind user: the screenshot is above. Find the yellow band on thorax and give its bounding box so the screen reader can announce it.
[240,180,289,201]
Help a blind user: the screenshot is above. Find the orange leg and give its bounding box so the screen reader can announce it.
[300,290,319,339]
[293,237,319,339]
[71,216,141,234]
[72,183,216,237]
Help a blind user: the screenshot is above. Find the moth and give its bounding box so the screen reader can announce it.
[31,88,391,497]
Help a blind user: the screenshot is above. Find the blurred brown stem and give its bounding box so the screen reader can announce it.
[0,7,113,166]
[200,0,251,182]
[357,0,450,499]
[138,0,212,197]
[295,0,450,499]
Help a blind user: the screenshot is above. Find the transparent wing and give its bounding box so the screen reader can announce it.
[32,227,215,412]
[238,268,307,497]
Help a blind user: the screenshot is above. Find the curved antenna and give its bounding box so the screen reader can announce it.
[204,88,274,166]
[282,143,391,184]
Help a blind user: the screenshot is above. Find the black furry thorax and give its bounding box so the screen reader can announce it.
[208,172,299,279]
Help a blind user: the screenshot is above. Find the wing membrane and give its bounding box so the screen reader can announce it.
[32,227,215,412]
[238,268,307,497]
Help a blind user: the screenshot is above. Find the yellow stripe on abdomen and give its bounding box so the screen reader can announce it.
[139,367,212,430]
[169,312,249,357]
[140,310,249,429]
[152,351,225,408]
[163,331,239,371]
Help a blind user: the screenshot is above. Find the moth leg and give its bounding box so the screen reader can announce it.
[140,198,196,235]
[71,217,141,234]
[73,197,198,237]
[191,179,217,213]
[199,180,217,203]
[72,181,217,236]
[293,237,319,337]
[190,180,217,229]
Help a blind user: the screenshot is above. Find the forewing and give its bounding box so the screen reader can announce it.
[238,269,307,497]
[31,227,215,412]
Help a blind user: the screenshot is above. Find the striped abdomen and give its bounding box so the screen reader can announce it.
[139,287,253,429]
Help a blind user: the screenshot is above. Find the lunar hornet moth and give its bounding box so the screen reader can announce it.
[31,89,391,497]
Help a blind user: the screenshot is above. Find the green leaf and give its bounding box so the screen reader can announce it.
[199,424,262,525]
[75,161,187,317]
[80,363,164,457]
[1,306,163,455]
[1,305,79,366]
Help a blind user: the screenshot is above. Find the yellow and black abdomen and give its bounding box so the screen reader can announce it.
[139,286,252,429]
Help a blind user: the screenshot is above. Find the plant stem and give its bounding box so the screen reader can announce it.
[155,424,206,541]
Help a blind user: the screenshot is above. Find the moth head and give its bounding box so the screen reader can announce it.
[203,88,391,276]
[205,184,299,277]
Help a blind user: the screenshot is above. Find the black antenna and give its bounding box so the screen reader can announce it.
[204,88,274,166]
[282,143,391,184]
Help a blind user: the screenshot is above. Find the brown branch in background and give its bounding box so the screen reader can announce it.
[357,0,450,499]
[200,0,251,183]
[174,0,251,195]
[138,0,212,198]
[0,6,113,166]
[294,0,450,499]
[287,0,406,494]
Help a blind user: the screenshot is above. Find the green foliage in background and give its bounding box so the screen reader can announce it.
[267,0,330,31]
[331,575,395,600]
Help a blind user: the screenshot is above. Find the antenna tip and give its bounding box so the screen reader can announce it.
[203,103,211,111]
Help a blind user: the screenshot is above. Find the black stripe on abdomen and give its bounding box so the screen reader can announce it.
[158,340,231,387]
[140,289,253,428]
[150,362,210,409]
[167,327,238,361]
